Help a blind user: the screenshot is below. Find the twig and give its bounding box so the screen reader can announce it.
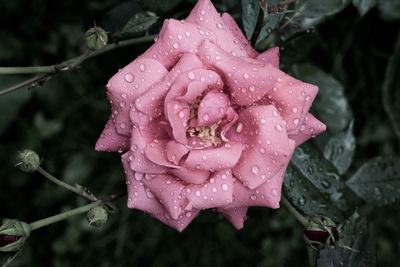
[281,196,309,227]
[29,190,126,231]
[267,0,296,14]
[0,35,156,96]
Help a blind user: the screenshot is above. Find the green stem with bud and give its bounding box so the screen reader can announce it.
[281,196,309,227]
[0,35,156,96]
[29,190,125,231]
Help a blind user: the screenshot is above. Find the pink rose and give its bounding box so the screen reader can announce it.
[96,0,326,231]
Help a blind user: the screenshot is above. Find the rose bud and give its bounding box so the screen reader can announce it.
[84,26,108,51]
[15,149,40,173]
[95,0,326,231]
[304,216,339,249]
[0,219,31,252]
[87,206,108,228]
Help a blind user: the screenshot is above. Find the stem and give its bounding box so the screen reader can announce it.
[37,167,98,202]
[0,34,156,96]
[29,190,126,231]
[281,196,309,227]
[251,7,265,47]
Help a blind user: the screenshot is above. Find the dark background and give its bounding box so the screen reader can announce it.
[1,0,399,266]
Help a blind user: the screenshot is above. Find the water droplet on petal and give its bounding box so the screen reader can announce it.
[221,184,228,191]
[139,64,146,72]
[217,23,223,29]
[251,165,260,175]
[275,124,283,131]
[249,85,256,92]
[271,189,279,196]
[120,122,127,129]
[125,73,134,83]
[173,42,179,49]
[202,113,209,121]
[292,107,298,113]
[250,194,257,200]
[134,172,144,181]
[178,111,185,119]
[185,32,191,37]
[243,73,249,79]
[188,72,195,80]
[195,190,201,197]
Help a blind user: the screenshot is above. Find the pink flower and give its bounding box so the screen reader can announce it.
[96,0,326,231]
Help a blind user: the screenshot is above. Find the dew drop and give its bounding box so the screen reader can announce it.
[250,194,257,201]
[188,72,195,80]
[251,165,260,175]
[275,124,283,132]
[292,107,298,113]
[120,122,127,129]
[125,73,134,83]
[178,111,185,119]
[185,31,191,37]
[221,184,229,191]
[134,172,144,181]
[249,85,256,92]
[195,190,201,197]
[217,23,223,29]
[243,73,249,79]
[139,64,146,72]
[271,189,279,196]
[202,113,209,121]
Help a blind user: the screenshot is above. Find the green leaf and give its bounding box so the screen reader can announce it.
[346,156,400,206]
[0,77,31,136]
[317,213,377,267]
[323,121,356,175]
[241,0,260,40]
[283,143,348,222]
[120,11,158,36]
[293,64,353,134]
[383,32,400,140]
[295,0,352,28]
[378,0,400,21]
[352,0,377,16]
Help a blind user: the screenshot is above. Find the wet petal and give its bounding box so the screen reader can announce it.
[183,169,234,210]
[190,89,229,127]
[289,113,326,147]
[229,105,292,189]
[165,100,190,144]
[145,139,181,168]
[256,46,279,68]
[185,142,243,171]
[136,54,203,118]
[217,207,248,230]
[185,0,251,58]
[140,19,217,69]
[170,166,210,184]
[165,140,190,165]
[107,58,167,136]
[143,174,186,220]
[95,119,129,153]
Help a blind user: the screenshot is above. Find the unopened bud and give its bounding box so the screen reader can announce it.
[15,149,40,173]
[0,219,31,252]
[87,206,108,228]
[304,216,339,249]
[84,27,108,51]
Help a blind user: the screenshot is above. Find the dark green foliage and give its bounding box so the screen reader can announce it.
[1,0,400,266]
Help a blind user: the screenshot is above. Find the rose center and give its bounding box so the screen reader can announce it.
[186,96,223,146]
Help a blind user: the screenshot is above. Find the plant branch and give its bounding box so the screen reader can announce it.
[267,0,296,13]
[37,167,98,202]
[0,34,156,96]
[29,190,126,231]
[281,196,309,227]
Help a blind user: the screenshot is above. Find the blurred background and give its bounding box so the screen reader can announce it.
[0,0,399,266]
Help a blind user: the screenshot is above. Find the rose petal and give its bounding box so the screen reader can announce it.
[256,78,319,133]
[128,110,171,174]
[183,169,234,210]
[164,69,223,115]
[165,140,190,165]
[165,100,190,144]
[221,12,259,58]
[170,166,210,184]
[229,105,292,189]
[107,58,167,136]
[185,0,250,58]
[220,107,239,142]
[217,207,248,230]
[95,119,129,153]
[289,113,326,147]
[142,174,186,220]
[145,139,181,168]
[136,54,203,118]
[185,142,243,171]
[190,89,229,127]
[256,46,279,68]
[140,19,217,69]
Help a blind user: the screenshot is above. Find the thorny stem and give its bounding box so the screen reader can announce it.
[37,167,98,202]
[0,34,156,96]
[29,190,126,231]
[281,196,309,227]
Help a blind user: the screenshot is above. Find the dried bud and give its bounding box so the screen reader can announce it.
[87,206,108,228]
[0,219,31,252]
[84,26,108,51]
[304,216,339,249]
[15,149,40,173]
